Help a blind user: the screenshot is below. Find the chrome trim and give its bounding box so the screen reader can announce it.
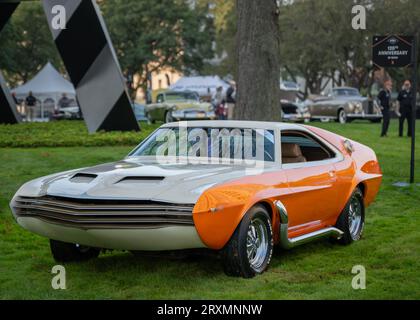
[274,200,344,249]
[13,196,194,229]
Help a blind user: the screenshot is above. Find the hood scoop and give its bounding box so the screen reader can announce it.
[70,173,97,183]
[116,176,165,184]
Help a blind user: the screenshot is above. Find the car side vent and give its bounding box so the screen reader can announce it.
[70,173,98,183]
[117,176,165,183]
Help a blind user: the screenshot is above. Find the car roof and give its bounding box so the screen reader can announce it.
[161,120,304,131]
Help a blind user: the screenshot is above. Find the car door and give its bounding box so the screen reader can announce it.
[279,130,340,237]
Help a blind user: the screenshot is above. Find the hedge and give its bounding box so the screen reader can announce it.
[0,121,159,148]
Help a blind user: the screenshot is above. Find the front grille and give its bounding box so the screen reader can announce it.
[13,196,194,229]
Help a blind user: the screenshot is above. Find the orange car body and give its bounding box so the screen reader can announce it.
[193,125,382,250]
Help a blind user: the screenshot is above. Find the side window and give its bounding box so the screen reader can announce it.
[281,130,334,164]
[156,94,164,103]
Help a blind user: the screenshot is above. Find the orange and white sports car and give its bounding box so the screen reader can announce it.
[10,121,382,278]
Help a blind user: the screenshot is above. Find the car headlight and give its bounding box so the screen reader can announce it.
[349,102,363,113]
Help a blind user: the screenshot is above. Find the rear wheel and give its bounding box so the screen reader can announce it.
[222,205,273,278]
[335,188,365,245]
[50,239,100,262]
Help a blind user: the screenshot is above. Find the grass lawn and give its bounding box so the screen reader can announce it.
[0,120,419,299]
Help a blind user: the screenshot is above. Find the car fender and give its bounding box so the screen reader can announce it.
[193,171,289,250]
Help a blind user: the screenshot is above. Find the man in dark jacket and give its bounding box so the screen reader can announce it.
[25,91,37,122]
[397,80,414,137]
[377,80,393,137]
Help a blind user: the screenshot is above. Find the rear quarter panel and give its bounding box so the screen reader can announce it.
[305,125,382,209]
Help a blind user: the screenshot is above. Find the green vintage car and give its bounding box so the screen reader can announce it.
[145,91,216,123]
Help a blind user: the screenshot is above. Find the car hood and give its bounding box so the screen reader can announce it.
[173,102,211,111]
[334,96,368,103]
[14,158,270,204]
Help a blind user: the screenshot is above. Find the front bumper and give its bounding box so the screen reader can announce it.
[10,195,206,251]
[15,217,206,251]
[172,110,216,121]
[282,112,311,122]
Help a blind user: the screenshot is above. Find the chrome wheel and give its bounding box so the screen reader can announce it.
[338,110,347,124]
[246,217,269,271]
[348,196,363,240]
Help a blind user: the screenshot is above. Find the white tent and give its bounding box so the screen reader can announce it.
[170,75,230,97]
[12,62,77,121]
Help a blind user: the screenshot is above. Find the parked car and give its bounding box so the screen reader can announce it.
[50,106,82,121]
[145,91,216,123]
[280,84,311,123]
[308,87,383,124]
[10,121,382,278]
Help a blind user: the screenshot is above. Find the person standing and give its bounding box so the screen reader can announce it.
[378,80,393,137]
[25,91,37,122]
[396,80,414,137]
[212,86,226,120]
[58,93,70,110]
[226,81,236,120]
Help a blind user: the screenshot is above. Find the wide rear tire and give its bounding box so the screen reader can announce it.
[222,205,273,278]
[50,239,100,262]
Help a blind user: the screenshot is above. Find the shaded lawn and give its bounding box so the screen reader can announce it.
[0,120,419,299]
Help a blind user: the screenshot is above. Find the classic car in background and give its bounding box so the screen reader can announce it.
[50,106,83,121]
[308,87,383,124]
[11,121,382,278]
[280,82,311,123]
[145,90,216,123]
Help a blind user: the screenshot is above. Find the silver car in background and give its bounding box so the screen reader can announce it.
[280,82,311,123]
[308,87,383,124]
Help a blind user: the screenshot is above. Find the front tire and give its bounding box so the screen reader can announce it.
[50,239,100,262]
[164,111,173,123]
[222,205,273,278]
[335,188,365,245]
[337,109,347,124]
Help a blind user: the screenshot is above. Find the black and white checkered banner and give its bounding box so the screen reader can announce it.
[42,0,139,132]
[0,1,21,124]
[0,0,139,132]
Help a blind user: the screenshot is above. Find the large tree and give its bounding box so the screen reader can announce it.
[234,0,281,121]
[100,0,215,97]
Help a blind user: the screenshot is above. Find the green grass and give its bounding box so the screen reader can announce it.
[0,120,419,299]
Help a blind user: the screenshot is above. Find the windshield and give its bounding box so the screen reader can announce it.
[129,127,276,162]
[333,88,360,96]
[166,92,199,102]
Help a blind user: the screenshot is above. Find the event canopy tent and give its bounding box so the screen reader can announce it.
[169,75,230,97]
[12,62,77,120]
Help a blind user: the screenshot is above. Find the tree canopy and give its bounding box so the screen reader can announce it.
[100,0,215,95]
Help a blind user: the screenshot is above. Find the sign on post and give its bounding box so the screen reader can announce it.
[372,35,417,184]
[372,35,413,68]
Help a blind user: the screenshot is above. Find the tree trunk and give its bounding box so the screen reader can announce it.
[234,0,280,121]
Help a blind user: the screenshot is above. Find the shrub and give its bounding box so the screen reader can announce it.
[0,121,159,148]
